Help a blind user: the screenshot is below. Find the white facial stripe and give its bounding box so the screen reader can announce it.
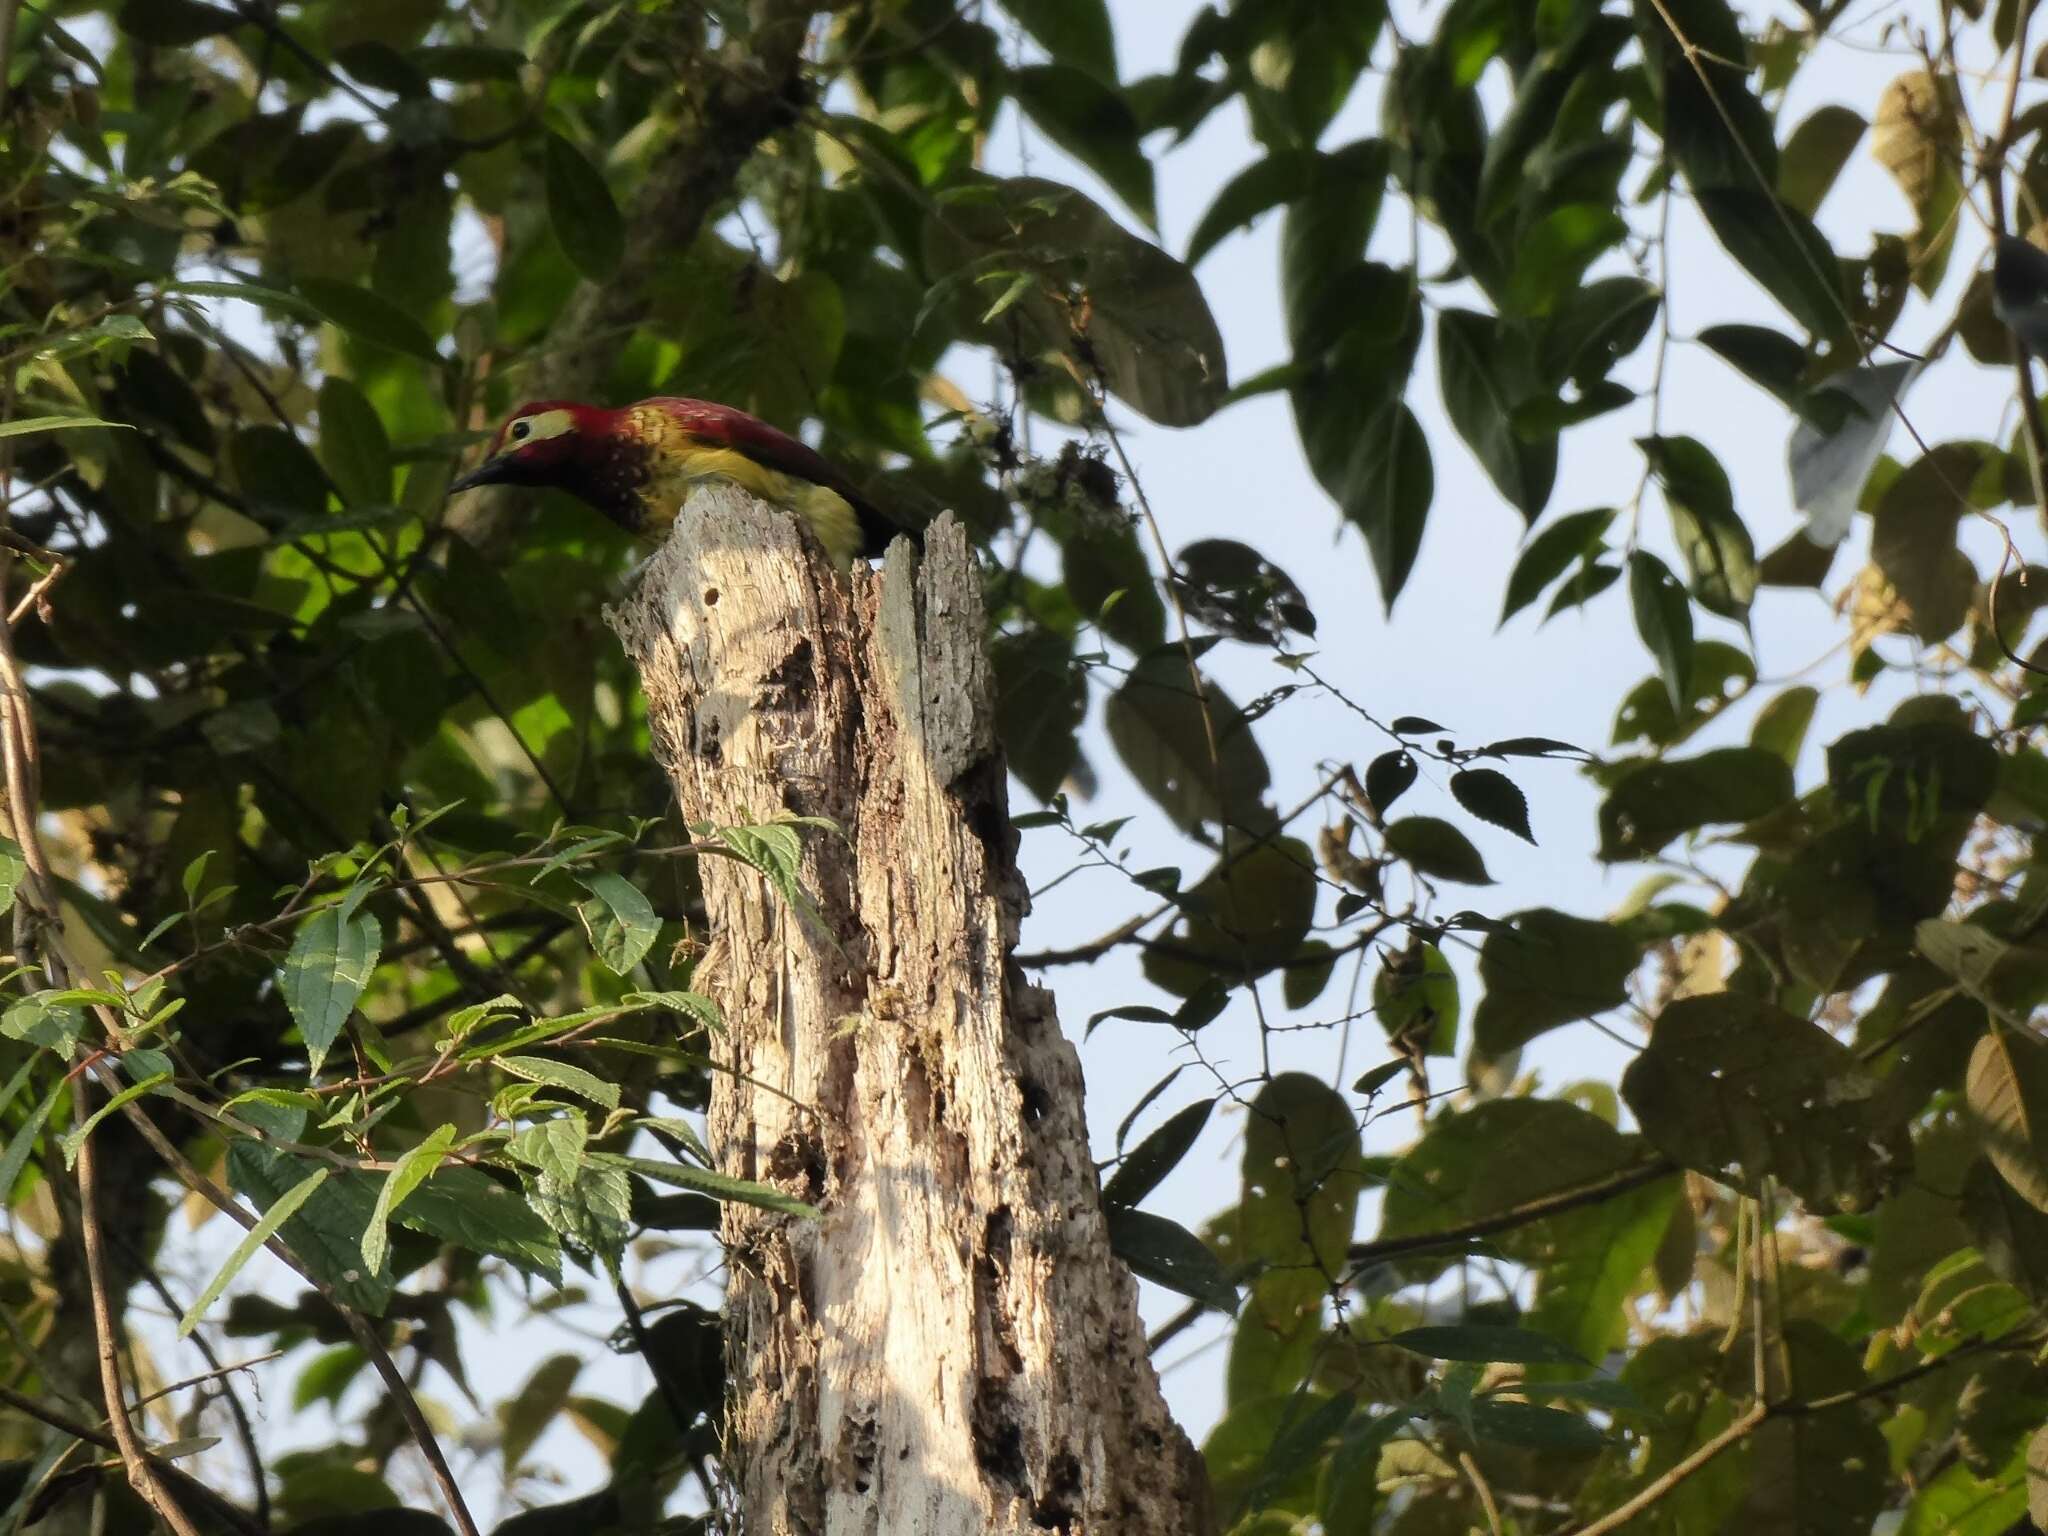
[509,408,576,447]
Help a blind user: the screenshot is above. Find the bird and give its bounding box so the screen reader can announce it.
[448,396,902,569]
[1993,234,2048,358]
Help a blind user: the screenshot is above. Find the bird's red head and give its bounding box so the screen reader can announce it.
[448,400,615,494]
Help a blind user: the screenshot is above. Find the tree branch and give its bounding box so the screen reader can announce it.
[1343,1158,1677,1273]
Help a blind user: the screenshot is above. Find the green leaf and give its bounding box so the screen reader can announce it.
[228,1143,394,1314]
[0,996,83,1052]
[1750,685,1820,767]
[1104,1205,1238,1311]
[182,1167,327,1336]
[57,1072,169,1170]
[1622,993,1897,1211]
[1229,1073,1361,1395]
[597,1152,818,1220]
[361,1123,455,1274]
[0,415,133,440]
[1449,767,1534,844]
[1104,646,1270,832]
[297,277,440,364]
[505,1115,587,1184]
[543,131,624,282]
[0,1078,64,1199]
[498,1055,621,1111]
[922,176,1226,426]
[1383,816,1492,885]
[281,904,382,1078]
[1010,65,1155,228]
[0,836,25,916]
[1629,551,1694,713]
[118,0,238,45]
[1437,308,1556,522]
[574,872,658,975]
[1777,104,1867,218]
[1966,1027,2048,1214]
[391,1163,561,1286]
[1102,1097,1214,1209]
[1694,188,1850,345]
[1502,509,1614,624]
[1598,747,1794,860]
[501,1353,582,1474]
[1640,435,1758,619]
[1003,0,1118,81]
[317,376,391,509]
[1504,204,1629,318]
[1538,280,1661,387]
[1142,836,1316,995]
[1871,442,1981,642]
[1472,908,1640,1058]
[1468,1398,1606,1451]
[992,628,1086,801]
[1962,1156,2048,1300]
[1374,940,1459,1058]
[1364,750,1417,816]
[525,1158,632,1262]
[1186,150,1320,266]
[1388,1324,1585,1365]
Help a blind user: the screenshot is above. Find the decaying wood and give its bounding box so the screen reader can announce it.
[607,486,1211,1536]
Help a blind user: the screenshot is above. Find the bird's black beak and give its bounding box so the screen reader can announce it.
[447,457,512,496]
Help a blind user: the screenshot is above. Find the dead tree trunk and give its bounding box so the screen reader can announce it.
[607,488,1211,1536]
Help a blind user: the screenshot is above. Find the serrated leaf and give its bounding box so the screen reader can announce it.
[596,1152,817,1219]
[498,1055,620,1111]
[574,872,658,975]
[1449,768,1533,844]
[1,996,83,1051]
[395,1171,561,1277]
[227,1143,393,1314]
[280,905,382,1077]
[544,131,624,282]
[505,1115,587,1185]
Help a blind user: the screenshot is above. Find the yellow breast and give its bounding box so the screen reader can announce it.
[629,412,862,569]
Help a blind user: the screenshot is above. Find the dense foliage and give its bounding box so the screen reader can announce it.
[2,0,2048,1531]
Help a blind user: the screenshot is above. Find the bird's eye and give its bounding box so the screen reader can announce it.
[510,421,531,442]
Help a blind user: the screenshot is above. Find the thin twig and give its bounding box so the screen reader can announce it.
[1559,1402,1767,1536]
[1344,1158,1677,1273]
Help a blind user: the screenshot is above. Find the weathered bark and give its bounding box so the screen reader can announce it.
[607,488,1211,1536]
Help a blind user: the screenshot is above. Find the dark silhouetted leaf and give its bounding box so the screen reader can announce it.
[1640,435,1757,619]
[1104,646,1270,831]
[1105,1206,1238,1310]
[1438,308,1556,522]
[1186,150,1320,266]
[1103,1098,1215,1209]
[1383,817,1491,885]
[1450,768,1533,844]
[1598,747,1793,860]
[298,277,440,363]
[317,375,390,509]
[1171,539,1315,644]
[1967,1026,2048,1213]
[543,132,624,282]
[1502,508,1614,624]
[1628,551,1694,713]
[1621,993,1897,1211]
[1364,750,1417,816]
[1472,908,1639,1057]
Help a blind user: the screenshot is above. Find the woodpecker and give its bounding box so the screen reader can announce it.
[448,396,901,568]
